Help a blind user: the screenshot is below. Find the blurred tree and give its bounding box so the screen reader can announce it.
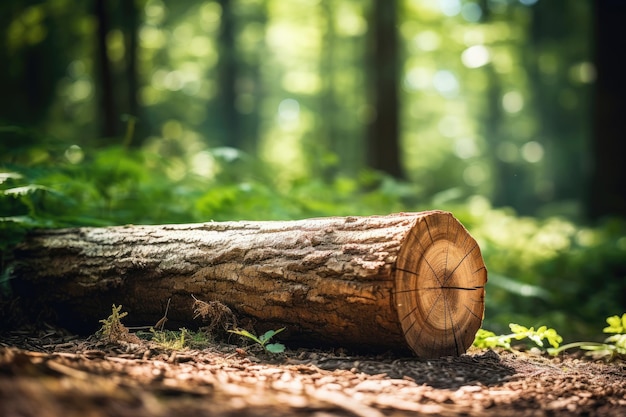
[366,0,404,179]
[120,0,142,145]
[94,0,118,138]
[93,0,144,143]
[319,0,339,180]
[469,2,535,213]
[0,2,67,126]
[236,0,267,153]
[0,1,92,157]
[589,0,626,219]
[482,64,527,211]
[214,0,241,148]
[528,0,591,214]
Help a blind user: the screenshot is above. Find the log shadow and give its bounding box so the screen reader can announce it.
[314,350,516,389]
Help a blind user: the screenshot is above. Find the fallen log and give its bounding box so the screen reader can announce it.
[9,211,487,357]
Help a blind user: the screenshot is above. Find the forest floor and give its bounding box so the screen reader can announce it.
[0,326,625,417]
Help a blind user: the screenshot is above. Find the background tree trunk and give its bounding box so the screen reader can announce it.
[588,0,626,219]
[94,0,117,138]
[215,0,240,148]
[10,212,486,358]
[121,0,141,146]
[366,0,404,179]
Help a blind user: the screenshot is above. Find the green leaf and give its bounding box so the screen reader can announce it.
[228,328,262,345]
[265,343,285,353]
[259,330,274,343]
[528,332,544,347]
[0,172,23,184]
[229,327,285,353]
[605,334,626,354]
[543,328,563,349]
[2,184,51,196]
[603,314,626,334]
[509,323,529,339]
[259,327,285,343]
[472,328,511,349]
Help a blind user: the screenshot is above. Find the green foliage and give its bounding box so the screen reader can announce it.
[228,327,286,354]
[1,172,59,255]
[475,314,626,361]
[473,323,563,350]
[97,304,128,335]
[146,327,212,351]
[96,304,138,344]
[95,304,212,350]
[149,327,188,350]
[604,313,626,334]
[547,314,626,360]
[0,0,595,212]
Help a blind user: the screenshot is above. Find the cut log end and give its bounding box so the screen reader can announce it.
[394,211,487,358]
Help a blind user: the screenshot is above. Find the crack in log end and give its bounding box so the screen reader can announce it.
[394,212,487,358]
[439,286,484,291]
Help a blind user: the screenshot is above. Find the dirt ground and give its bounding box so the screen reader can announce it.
[1,327,625,417]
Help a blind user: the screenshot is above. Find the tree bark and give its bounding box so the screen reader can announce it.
[10,211,486,358]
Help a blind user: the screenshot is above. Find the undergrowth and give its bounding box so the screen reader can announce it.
[96,301,625,362]
[474,313,626,361]
[228,328,286,354]
[94,298,286,355]
[96,304,141,345]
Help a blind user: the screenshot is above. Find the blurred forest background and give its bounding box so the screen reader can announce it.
[1,0,625,340]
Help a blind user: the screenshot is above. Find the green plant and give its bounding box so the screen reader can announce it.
[228,327,286,353]
[145,327,214,350]
[150,327,187,350]
[96,304,140,344]
[473,323,563,350]
[547,313,626,360]
[474,314,626,361]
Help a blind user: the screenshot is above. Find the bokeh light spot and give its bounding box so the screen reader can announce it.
[414,31,441,51]
[521,141,544,163]
[432,70,459,97]
[455,137,479,159]
[461,45,490,68]
[278,99,300,128]
[464,164,488,186]
[64,145,84,164]
[502,91,524,113]
[461,3,483,22]
[439,0,461,16]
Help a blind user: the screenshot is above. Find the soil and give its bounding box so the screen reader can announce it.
[1,327,625,417]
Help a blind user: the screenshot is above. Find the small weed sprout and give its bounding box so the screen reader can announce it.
[150,327,187,350]
[96,304,141,344]
[229,327,286,353]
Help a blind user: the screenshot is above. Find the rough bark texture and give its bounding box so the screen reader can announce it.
[10,211,487,358]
